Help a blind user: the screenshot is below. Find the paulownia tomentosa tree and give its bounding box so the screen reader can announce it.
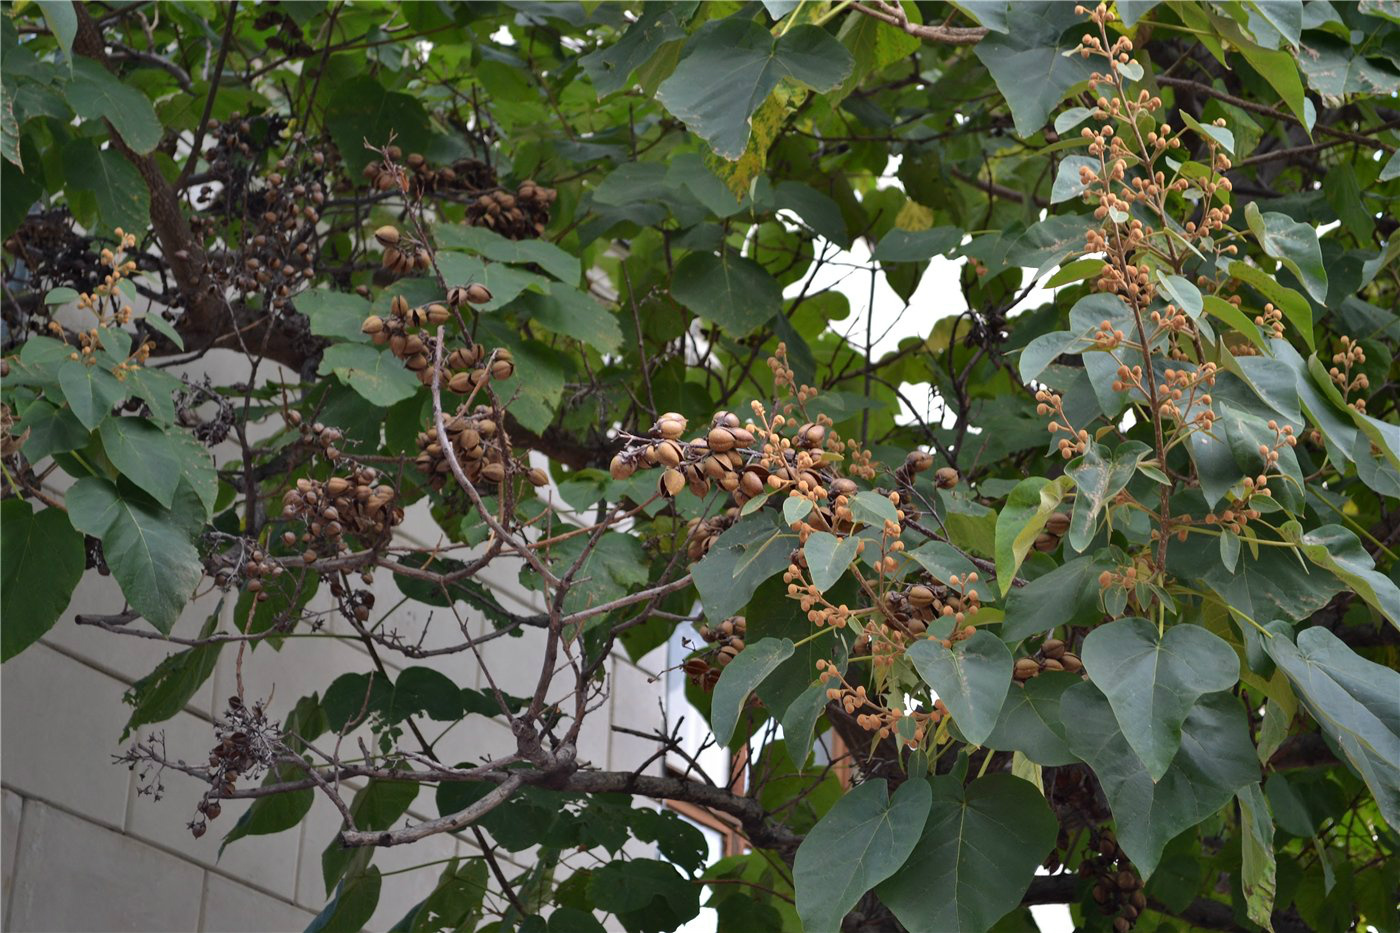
[2,1,1398,931]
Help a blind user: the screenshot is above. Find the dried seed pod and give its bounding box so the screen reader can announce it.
[905,450,934,472]
[1041,638,1066,659]
[1033,531,1059,552]
[797,422,826,448]
[660,468,686,497]
[656,414,687,439]
[490,356,515,380]
[390,295,410,318]
[1014,658,1041,681]
[449,371,474,394]
[446,286,469,308]
[465,283,493,304]
[707,426,737,452]
[1045,511,1071,537]
[481,462,506,483]
[375,225,400,248]
[1060,653,1083,673]
[427,304,451,326]
[656,439,683,468]
[361,315,384,336]
[739,470,764,498]
[1041,658,1065,672]
[527,468,549,487]
[908,585,935,607]
[935,467,959,489]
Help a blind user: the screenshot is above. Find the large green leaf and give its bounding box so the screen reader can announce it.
[691,510,796,621]
[670,250,782,336]
[296,289,372,344]
[802,531,859,593]
[982,671,1079,766]
[972,2,1096,138]
[590,859,700,933]
[65,477,202,633]
[62,142,150,237]
[1001,553,1112,640]
[1263,625,1400,828]
[513,286,623,354]
[710,637,794,746]
[580,2,697,97]
[1238,783,1278,931]
[1229,260,1313,349]
[324,75,433,175]
[121,608,223,739]
[793,778,931,933]
[1065,441,1149,553]
[307,865,382,933]
[318,343,420,408]
[1063,683,1258,877]
[99,417,182,508]
[65,59,162,153]
[1286,523,1400,629]
[0,500,85,661]
[1080,617,1240,781]
[1244,201,1328,305]
[435,223,580,284]
[656,19,853,159]
[13,400,89,461]
[57,358,125,430]
[907,630,1013,746]
[994,476,1072,594]
[878,775,1058,933]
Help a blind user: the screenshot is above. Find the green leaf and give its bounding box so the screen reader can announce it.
[386,666,464,722]
[1001,553,1112,640]
[1050,155,1098,204]
[1295,31,1400,97]
[802,531,859,593]
[1263,625,1400,828]
[1244,201,1328,305]
[325,75,433,176]
[871,226,962,262]
[691,510,795,621]
[99,417,182,508]
[711,637,794,746]
[908,630,1014,746]
[1156,272,1204,318]
[14,400,89,462]
[435,224,580,284]
[307,865,382,933]
[1286,523,1400,629]
[58,358,126,429]
[589,859,700,933]
[1238,783,1278,931]
[65,59,162,154]
[670,250,782,336]
[1065,441,1149,552]
[774,181,850,248]
[793,778,931,933]
[1080,617,1240,781]
[1018,329,1083,385]
[906,541,996,604]
[994,476,1072,594]
[0,500,84,661]
[1063,683,1258,877]
[323,778,420,893]
[1178,110,1235,154]
[781,680,830,769]
[65,477,202,634]
[35,0,77,60]
[878,775,1058,933]
[973,3,1096,138]
[656,20,853,160]
[138,311,185,351]
[1235,38,1310,126]
[848,490,899,526]
[222,762,316,850]
[1203,295,1268,352]
[1229,260,1313,349]
[513,286,623,354]
[296,290,372,344]
[121,608,223,739]
[983,670,1079,766]
[318,344,420,407]
[580,2,696,97]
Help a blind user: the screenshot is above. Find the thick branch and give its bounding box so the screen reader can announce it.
[850,1,988,45]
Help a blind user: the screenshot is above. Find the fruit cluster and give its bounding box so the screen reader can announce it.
[279,467,403,561]
[362,149,498,198]
[373,223,433,279]
[696,615,748,666]
[191,696,277,839]
[1013,636,1084,681]
[465,179,557,240]
[415,404,546,492]
[1080,828,1146,932]
[684,508,740,562]
[361,291,496,388]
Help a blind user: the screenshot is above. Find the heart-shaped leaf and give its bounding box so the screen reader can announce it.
[1080,616,1239,780]
[908,630,1013,746]
[803,531,860,593]
[710,637,794,746]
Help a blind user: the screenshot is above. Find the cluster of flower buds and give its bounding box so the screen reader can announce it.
[280,468,402,560]
[1037,389,1090,459]
[1014,636,1084,682]
[610,411,767,503]
[1329,336,1369,413]
[822,665,941,746]
[373,224,432,278]
[466,179,557,239]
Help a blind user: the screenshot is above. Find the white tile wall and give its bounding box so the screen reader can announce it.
[201,873,315,933]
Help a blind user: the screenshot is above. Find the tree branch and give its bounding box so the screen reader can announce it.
[850,1,988,45]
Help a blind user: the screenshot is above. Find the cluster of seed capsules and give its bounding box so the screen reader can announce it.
[371,223,433,279]
[279,469,403,563]
[465,179,557,239]
[1014,636,1084,681]
[414,405,548,493]
[1080,829,1146,932]
[359,281,496,388]
[361,148,499,197]
[681,616,749,689]
[191,696,276,839]
[610,411,846,506]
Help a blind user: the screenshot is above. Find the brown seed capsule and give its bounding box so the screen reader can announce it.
[656,439,683,468]
[375,225,400,248]
[797,422,826,448]
[302,549,318,564]
[908,585,935,607]
[448,371,473,394]
[661,468,686,497]
[481,462,506,483]
[1014,658,1041,681]
[708,426,736,452]
[1041,638,1066,659]
[1045,511,1071,537]
[446,286,469,308]
[490,358,515,380]
[390,295,410,318]
[740,471,765,498]
[465,283,492,304]
[527,468,549,487]
[905,450,935,472]
[1060,653,1083,673]
[1033,531,1060,552]
[656,415,687,439]
[326,477,351,497]
[830,477,858,497]
[361,315,384,335]
[935,466,959,489]
[427,304,451,326]
[610,455,635,481]
[1041,658,1065,672]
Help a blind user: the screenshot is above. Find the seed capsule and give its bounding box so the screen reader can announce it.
[707,427,737,452]
[661,468,686,497]
[610,455,635,481]
[935,467,959,489]
[527,468,549,487]
[361,315,384,335]
[465,283,493,304]
[1045,511,1071,536]
[375,225,400,248]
